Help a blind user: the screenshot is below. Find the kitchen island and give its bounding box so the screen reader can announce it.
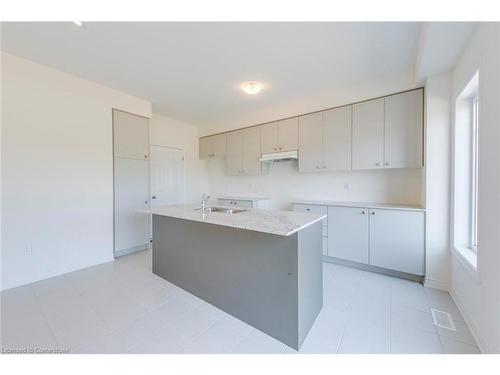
[151,204,325,350]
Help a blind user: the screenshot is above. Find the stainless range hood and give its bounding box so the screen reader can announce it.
[259,150,298,162]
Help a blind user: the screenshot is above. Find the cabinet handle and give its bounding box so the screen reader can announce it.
[375,162,380,167]
[144,200,148,204]
[144,155,148,159]
[361,211,366,214]
[371,211,375,215]
[322,165,326,169]
[279,147,282,150]
[152,195,157,199]
[385,161,390,166]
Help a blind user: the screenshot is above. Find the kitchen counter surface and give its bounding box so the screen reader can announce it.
[150,204,326,236]
[292,199,426,211]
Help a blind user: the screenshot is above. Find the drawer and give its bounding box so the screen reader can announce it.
[293,204,327,226]
[322,237,328,256]
[218,199,253,208]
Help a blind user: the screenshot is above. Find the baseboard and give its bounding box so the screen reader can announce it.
[0,254,115,291]
[114,244,148,258]
[449,286,489,353]
[423,277,449,291]
[323,255,424,283]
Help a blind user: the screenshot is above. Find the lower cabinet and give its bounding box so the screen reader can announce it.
[292,204,328,255]
[294,203,425,276]
[327,206,369,264]
[369,209,425,275]
[217,198,269,209]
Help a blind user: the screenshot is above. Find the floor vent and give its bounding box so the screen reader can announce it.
[431,308,456,331]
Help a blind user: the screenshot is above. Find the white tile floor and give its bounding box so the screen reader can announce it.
[0,250,480,354]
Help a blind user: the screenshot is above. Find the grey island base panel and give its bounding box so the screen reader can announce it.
[152,215,323,350]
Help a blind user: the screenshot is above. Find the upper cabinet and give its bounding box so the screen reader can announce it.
[199,88,423,174]
[260,122,279,154]
[199,133,227,159]
[226,130,243,175]
[226,127,262,175]
[352,89,424,170]
[352,98,385,170]
[298,106,351,173]
[323,106,352,171]
[113,109,149,160]
[260,118,298,153]
[384,89,423,169]
[298,112,324,172]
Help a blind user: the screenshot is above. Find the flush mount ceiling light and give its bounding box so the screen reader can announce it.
[241,81,264,95]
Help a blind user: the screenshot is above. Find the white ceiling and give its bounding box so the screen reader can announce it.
[0,22,472,131]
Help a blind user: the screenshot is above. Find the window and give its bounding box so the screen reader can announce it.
[471,96,479,252]
[453,71,479,266]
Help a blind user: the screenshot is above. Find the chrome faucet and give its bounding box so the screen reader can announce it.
[201,194,211,211]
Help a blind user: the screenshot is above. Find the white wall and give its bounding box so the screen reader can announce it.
[423,72,452,291]
[150,113,209,203]
[450,23,500,353]
[207,158,423,210]
[200,69,418,136]
[1,53,152,290]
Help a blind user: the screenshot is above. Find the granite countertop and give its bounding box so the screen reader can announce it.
[292,199,426,211]
[150,204,326,237]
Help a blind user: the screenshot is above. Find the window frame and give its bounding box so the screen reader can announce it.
[470,96,479,252]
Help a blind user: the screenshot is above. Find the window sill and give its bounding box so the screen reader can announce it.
[452,246,478,276]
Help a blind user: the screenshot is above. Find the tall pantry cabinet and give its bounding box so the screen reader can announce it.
[113,109,150,256]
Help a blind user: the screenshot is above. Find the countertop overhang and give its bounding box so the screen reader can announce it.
[150,204,326,236]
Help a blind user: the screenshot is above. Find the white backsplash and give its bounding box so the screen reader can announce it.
[206,158,423,210]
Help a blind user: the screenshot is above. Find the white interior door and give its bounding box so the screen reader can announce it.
[150,145,185,207]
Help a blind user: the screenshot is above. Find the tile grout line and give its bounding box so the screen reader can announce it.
[176,309,228,353]
[334,274,362,353]
[229,327,256,354]
[28,284,62,351]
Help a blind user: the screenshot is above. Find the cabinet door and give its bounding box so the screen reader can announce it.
[211,133,227,158]
[114,158,149,253]
[327,206,369,264]
[218,199,253,208]
[199,137,211,159]
[226,130,243,175]
[242,127,262,175]
[352,98,384,170]
[298,112,323,172]
[260,122,279,153]
[384,89,423,169]
[369,209,425,275]
[113,109,149,160]
[323,106,352,171]
[278,117,299,151]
